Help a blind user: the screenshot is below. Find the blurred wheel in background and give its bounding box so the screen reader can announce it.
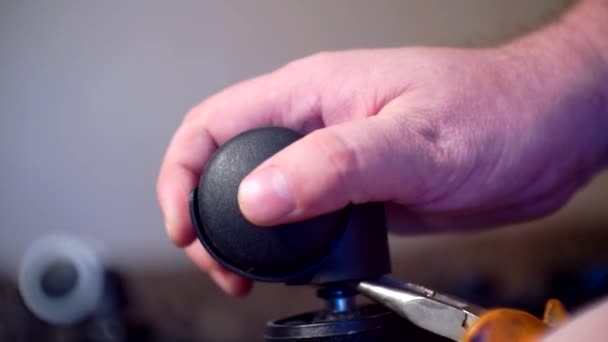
[18,235,104,326]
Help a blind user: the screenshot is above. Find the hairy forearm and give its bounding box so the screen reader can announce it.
[557,0,608,100]
[564,0,608,67]
[552,0,608,166]
[500,0,608,172]
[550,0,608,164]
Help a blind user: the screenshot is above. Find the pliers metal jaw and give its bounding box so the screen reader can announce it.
[353,277,567,342]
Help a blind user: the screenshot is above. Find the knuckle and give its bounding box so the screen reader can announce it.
[307,51,336,65]
[182,103,205,125]
[282,50,336,73]
[311,130,359,182]
[183,94,222,127]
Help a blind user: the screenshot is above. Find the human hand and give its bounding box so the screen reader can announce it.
[157,41,606,296]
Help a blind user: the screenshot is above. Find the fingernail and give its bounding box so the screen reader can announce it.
[164,209,176,240]
[210,268,246,296]
[164,207,184,246]
[239,166,295,224]
[209,269,232,294]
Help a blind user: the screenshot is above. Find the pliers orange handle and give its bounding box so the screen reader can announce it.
[461,299,568,342]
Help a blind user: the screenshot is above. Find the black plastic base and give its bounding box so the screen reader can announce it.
[265,304,450,342]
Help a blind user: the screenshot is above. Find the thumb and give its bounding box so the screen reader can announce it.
[237,114,444,226]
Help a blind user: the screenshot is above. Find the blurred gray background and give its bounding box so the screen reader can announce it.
[2,0,608,340]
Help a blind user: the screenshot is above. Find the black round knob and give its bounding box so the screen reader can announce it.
[190,127,349,282]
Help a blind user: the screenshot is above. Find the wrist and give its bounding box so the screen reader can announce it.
[557,0,608,116]
[563,0,608,76]
[496,3,608,174]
